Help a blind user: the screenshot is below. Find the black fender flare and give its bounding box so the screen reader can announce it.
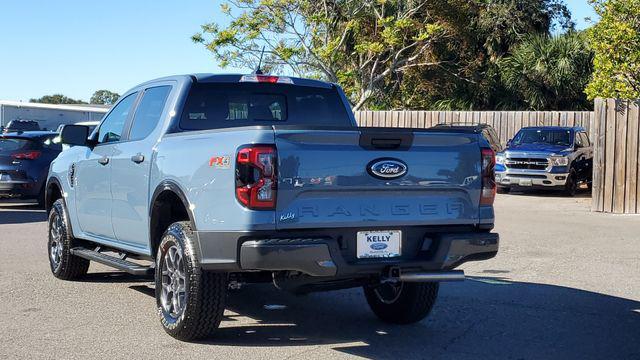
[149,180,197,230]
[45,176,64,214]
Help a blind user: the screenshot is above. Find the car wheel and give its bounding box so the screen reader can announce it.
[47,199,90,280]
[497,186,510,194]
[364,281,439,324]
[564,171,578,197]
[155,221,227,341]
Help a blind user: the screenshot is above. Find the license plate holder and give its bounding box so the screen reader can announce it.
[357,230,401,259]
[519,179,533,187]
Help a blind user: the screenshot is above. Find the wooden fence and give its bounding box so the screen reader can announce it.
[354,110,595,145]
[592,99,640,214]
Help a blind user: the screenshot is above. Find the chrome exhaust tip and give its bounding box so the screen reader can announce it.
[398,270,465,282]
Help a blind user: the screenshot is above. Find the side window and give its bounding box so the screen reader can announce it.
[129,86,171,141]
[97,93,137,144]
[575,132,583,147]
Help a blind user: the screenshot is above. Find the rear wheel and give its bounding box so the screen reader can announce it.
[47,199,89,280]
[364,281,439,324]
[155,221,227,341]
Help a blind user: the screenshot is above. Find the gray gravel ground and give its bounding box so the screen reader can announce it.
[1,191,639,360]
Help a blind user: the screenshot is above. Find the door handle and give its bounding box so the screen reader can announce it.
[98,157,109,166]
[130,154,145,164]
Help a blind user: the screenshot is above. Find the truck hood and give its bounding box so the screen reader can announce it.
[506,143,572,155]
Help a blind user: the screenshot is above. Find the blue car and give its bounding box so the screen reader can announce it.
[495,126,593,196]
[0,131,62,206]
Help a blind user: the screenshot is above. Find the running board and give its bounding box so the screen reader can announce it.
[71,247,153,276]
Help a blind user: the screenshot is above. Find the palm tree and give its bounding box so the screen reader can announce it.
[498,32,594,110]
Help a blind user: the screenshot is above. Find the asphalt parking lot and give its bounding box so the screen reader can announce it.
[1,192,639,360]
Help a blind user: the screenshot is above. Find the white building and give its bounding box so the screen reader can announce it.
[0,100,109,131]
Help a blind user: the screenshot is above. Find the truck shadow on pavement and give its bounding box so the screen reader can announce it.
[166,277,638,359]
[0,202,46,225]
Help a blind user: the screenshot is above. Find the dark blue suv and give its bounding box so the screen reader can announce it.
[0,131,62,206]
[495,126,593,196]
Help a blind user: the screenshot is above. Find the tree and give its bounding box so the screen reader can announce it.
[193,0,448,109]
[29,94,87,104]
[194,0,576,110]
[498,33,593,110]
[585,0,640,100]
[90,90,120,105]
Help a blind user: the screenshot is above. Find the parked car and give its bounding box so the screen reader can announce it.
[46,73,499,340]
[3,119,41,133]
[0,131,62,205]
[432,123,503,152]
[495,126,593,196]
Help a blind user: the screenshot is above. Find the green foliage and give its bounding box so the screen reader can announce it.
[90,90,121,105]
[194,0,589,110]
[29,94,87,104]
[585,0,640,100]
[193,0,448,109]
[499,33,593,110]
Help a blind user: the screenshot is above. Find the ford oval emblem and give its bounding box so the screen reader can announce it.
[370,243,388,250]
[367,158,408,180]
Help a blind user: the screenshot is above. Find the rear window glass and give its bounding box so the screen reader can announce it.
[179,83,352,130]
[0,138,32,153]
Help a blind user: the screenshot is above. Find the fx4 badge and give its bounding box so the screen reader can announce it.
[209,155,231,169]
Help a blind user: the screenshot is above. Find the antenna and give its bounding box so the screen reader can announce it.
[254,46,265,75]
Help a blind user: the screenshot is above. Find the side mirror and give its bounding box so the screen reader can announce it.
[61,125,90,147]
[506,139,512,147]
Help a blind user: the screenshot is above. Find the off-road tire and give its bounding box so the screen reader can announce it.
[364,282,439,324]
[564,170,578,197]
[47,199,90,280]
[155,221,227,341]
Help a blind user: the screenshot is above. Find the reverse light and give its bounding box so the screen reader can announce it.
[11,151,41,160]
[480,148,496,206]
[239,75,293,84]
[236,145,277,209]
[549,156,569,166]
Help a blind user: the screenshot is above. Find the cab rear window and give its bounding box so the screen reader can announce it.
[179,83,352,130]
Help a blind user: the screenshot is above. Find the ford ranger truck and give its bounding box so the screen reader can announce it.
[495,126,593,196]
[45,74,499,341]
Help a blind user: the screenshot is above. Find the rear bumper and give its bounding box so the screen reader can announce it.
[0,180,38,197]
[496,169,568,188]
[196,227,499,277]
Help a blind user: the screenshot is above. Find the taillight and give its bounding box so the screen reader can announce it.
[11,151,41,160]
[480,148,496,206]
[235,145,277,209]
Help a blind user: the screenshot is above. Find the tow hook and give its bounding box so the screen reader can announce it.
[381,266,402,283]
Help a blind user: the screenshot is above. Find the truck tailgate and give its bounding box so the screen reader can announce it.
[274,127,482,229]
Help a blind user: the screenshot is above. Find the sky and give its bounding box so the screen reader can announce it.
[0,0,598,102]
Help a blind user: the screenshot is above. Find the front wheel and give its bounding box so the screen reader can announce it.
[364,281,439,324]
[564,171,578,197]
[47,199,89,280]
[155,221,227,341]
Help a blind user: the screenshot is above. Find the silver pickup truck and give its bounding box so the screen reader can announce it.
[46,74,499,340]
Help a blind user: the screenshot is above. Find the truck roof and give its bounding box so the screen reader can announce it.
[138,74,334,89]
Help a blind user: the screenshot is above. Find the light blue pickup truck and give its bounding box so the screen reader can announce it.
[45,74,499,340]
